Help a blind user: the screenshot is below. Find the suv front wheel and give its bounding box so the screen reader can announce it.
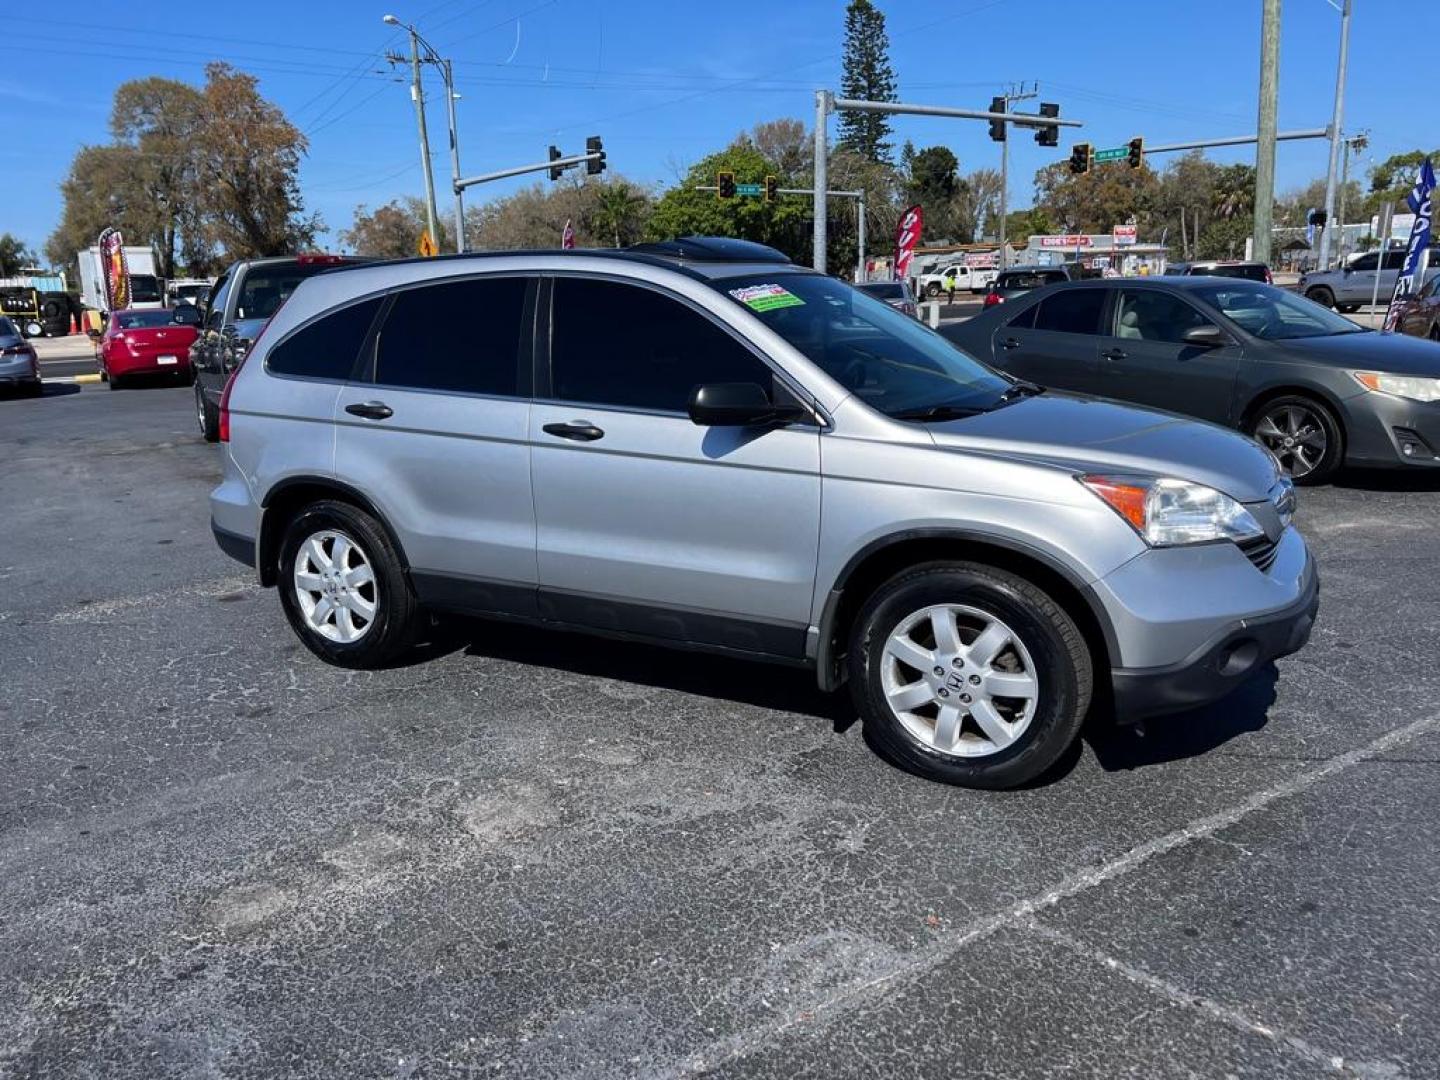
[278,500,422,668]
[848,562,1092,789]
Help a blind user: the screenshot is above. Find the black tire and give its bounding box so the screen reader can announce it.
[277,500,422,669]
[925,281,941,298]
[1248,394,1344,485]
[1337,303,1361,314]
[196,381,220,442]
[1305,286,1336,309]
[107,374,122,390]
[847,561,1092,790]
[99,368,108,383]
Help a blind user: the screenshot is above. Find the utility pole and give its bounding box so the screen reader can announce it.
[406,29,440,253]
[1252,0,1282,266]
[813,91,830,272]
[441,58,465,252]
[1336,131,1368,261]
[1318,0,1352,269]
[996,84,1036,271]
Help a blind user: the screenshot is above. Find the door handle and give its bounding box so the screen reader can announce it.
[543,421,605,442]
[1101,348,1127,361]
[1000,337,1021,350]
[345,401,394,421]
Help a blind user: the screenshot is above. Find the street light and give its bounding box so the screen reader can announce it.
[381,14,466,253]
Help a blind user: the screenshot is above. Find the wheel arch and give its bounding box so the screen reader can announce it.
[1239,382,1348,434]
[257,477,410,588]
[814,529,1118,693]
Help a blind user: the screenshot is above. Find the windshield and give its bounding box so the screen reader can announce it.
[1195,282,1364,339]
[116,310,180,329]
[716,273,1012,418]
[129,275,161,303]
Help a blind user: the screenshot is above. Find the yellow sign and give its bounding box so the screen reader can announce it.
[418,230,437,257]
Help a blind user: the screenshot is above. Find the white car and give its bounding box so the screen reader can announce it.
[919,264,997,298]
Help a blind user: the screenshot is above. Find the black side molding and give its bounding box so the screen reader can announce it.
[212,522,256,569]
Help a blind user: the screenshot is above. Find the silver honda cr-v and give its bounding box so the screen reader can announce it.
[210,237,1318,789]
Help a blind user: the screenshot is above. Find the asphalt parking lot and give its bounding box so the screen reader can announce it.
[3,380,1440,1079]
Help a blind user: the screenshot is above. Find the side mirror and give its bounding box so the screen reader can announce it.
[688,382,804,427]
[1182,325,1227,347]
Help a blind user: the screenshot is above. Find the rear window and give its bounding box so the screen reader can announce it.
[999,270,1066,289]
[1189,263,1269,282]
[860,283,904,299]
[129,275,162,304]
[1033,288,1106,334]
[235,262,352,321]
[115,310,177,329]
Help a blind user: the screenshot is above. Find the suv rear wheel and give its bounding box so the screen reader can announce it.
[848,562,1092,789]
[277,500,421,668]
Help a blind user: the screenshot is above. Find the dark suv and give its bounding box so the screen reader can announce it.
[194,254,369,440]
[1166,260,1272,284]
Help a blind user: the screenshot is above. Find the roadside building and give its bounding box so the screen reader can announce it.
[1020,233,1168,275]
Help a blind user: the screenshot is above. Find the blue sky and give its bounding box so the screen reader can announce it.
[3,0,1433,256]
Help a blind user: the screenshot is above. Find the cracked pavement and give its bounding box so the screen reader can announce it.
[3,382,1439,1078]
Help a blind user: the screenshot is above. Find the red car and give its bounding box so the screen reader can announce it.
[1391,276,1440,343]
[95,308,200,388]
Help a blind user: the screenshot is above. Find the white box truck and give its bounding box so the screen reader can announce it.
[76,246,164,313]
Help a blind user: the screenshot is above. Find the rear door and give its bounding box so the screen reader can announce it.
[990,286,1107,394]
[529,275,820,656]
[1097,287,1241,422]
[1338,251,1378,304]
[333,275,539,617]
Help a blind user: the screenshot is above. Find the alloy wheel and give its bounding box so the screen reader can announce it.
[292,529,379,644]
[880,604,1040,758]
[1255,403,1327,480]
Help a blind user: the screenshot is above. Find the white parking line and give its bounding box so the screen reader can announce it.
[659,709,1440,1078]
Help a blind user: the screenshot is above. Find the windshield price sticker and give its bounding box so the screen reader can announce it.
[729,284,805,312]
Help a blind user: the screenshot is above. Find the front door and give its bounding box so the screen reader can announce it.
[991,286,1108,394]
[333,275,539,616]
[1098,287,1241,423]
[529,276,821,657]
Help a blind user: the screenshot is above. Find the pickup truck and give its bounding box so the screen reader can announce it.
[1299,247,1440,312]
[918,263,997,298]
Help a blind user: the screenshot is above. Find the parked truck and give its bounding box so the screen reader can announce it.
[76,245,164,314]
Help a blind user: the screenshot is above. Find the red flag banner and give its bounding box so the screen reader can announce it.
[98,227,130,311]
[894,204,923,282]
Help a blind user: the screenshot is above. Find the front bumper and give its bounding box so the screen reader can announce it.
[1342,392,1440,468]
[1110,554,1319,721]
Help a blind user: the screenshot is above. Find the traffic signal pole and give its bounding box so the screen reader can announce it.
[1318,0,1352,269]
[811,93,1080,274]
[455,150,604,192]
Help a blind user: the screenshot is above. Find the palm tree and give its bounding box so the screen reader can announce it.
[1212,165,1255,220]
[591,182,648,248]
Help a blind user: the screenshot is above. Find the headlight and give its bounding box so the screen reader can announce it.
[1352,371,1440,403]
[1080,475,1265,547]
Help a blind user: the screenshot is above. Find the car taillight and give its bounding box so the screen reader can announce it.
[984,292,1003,307]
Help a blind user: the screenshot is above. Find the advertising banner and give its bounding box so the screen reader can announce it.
[894,205,923,281]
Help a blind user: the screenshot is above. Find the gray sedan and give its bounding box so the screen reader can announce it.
[0,316,42,396]
[943,277,1440,484]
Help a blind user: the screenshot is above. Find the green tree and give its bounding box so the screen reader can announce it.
[341,196,450,257]
[1003,208,1056,246]
[45,145,161,280]
[194,63,317,257]
[837,0,897,164]
[905,145,959,239]
[0,234,36,276]
[1368,150,1438,201]
[747,118,811,179]
[590,181,650,248]
[954,168,1002,243]
[1033,160,1161,234]
[1211,163,1255,221]
[647,145,811,259]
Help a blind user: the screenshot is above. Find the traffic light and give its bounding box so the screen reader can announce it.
[988,96,1007,142]
[548,145,563,181]
[1069,143,1092,175]
[1307,208,1328,228]
[1127,137,1144,169]
[764,175,778,202]
[1035,102,1059,147]
[717,171,736,199]
[586,135,606,176]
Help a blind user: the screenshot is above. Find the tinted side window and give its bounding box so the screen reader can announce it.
[1350,253,1378,271]
[268,297,382,381]
[375,277,527,396]
[551,278,773,411]
[1006,302,1038,329]
[1382,250,1407,271]
[1033,288,1106,335]
[205,274,231,329]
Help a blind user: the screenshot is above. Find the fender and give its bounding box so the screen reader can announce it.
[813,526,1121,693]
[257,476,410,587]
